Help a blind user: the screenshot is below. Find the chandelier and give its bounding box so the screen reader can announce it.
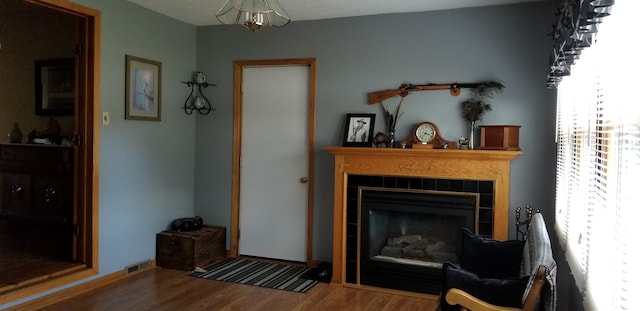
[215,0,291,32]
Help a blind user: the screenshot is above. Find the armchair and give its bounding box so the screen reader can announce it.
[441,213,556,311]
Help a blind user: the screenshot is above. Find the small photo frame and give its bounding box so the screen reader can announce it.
[343,113,376,147]
[125,55,162,121]
[35,58,75,116]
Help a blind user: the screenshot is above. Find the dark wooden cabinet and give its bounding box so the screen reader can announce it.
[156,225,226,271]
[0,143,74,224]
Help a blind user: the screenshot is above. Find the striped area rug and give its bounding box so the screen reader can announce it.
[191,257,318,293]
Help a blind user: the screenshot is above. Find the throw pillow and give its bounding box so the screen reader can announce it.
[440,262,529,311]
[458,228,524,279]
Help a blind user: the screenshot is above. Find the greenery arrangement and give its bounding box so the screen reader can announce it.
[381,98,405,133]
[460,81,505,122]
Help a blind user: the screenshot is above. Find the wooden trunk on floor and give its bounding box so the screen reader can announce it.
[156,225,226,271]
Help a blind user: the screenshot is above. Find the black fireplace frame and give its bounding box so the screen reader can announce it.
[357,187,479,294]
[344,175,495,294]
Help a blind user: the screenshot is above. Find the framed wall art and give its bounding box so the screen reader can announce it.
[125,55,162,121]
[343,113,376,147]
[35,58,75,116]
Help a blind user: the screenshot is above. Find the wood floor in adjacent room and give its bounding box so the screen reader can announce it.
[19,266,440,311]
[0,219,79,294]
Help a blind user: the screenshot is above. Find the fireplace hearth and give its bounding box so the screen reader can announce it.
[327,147,522,295]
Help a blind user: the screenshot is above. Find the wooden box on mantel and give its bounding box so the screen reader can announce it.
[479,125,521,151]
[156,225,226,271]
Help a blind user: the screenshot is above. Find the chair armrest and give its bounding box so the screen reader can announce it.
[521,266,547,311]
[445,288,522,311]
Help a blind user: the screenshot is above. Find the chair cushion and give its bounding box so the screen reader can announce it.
[458,228,524,279]
[440,262,529,311]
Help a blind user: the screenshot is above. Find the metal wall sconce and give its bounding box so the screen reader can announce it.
[182,72,215,115]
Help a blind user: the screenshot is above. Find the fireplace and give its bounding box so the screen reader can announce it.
[327,147,521,295]
[358,187,479,294]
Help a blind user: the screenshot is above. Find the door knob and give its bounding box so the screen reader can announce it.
[299,177,308,183]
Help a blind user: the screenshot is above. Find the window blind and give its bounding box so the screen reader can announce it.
[555,1,640,310]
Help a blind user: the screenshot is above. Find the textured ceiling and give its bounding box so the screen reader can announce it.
[126,0,544,26]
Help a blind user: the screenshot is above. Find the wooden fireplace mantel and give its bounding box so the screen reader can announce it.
[326,147,522,287]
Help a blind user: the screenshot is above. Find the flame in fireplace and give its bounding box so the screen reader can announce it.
[400,218,408,236]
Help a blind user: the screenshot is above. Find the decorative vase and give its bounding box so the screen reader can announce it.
[388,130,395,148]
[9,122,23,143]
[468,120,477,150]
[193,96,206,109]
[195,72,206,84]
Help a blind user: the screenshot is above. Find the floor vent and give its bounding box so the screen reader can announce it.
[125,259,152,274]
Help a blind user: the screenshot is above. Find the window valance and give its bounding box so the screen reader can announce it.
[547,0,614,88]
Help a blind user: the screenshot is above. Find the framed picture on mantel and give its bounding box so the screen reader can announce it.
[343,113,375,147]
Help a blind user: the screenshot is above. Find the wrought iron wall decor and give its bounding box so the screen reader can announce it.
[182,72,215,115]
[546,0,614,88]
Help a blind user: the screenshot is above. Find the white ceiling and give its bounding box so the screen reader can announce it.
[126,0,544,26]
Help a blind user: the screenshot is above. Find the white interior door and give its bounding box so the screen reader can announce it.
[239,65,309,262]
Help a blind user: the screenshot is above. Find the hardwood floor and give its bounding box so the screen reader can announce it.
[17,267,440,311]
[0,218,78,294]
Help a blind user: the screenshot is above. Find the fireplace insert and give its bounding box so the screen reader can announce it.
[358,187,478,294]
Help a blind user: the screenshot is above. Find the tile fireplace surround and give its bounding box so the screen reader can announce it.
[326,147,522,293]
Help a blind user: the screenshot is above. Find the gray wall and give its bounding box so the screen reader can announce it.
[194,2,558,263]
[94,0,197,274]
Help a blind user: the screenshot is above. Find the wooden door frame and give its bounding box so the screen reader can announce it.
[1,0,100,304]
[230,58,316,265]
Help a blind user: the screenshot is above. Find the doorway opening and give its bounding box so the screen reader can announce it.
[0,0,99,304]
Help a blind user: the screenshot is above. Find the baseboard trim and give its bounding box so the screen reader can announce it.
[7,260,156,310]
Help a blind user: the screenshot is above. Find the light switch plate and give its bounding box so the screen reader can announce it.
[102,112,110,125]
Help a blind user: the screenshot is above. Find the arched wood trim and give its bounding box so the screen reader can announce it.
[230,58,317,265]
